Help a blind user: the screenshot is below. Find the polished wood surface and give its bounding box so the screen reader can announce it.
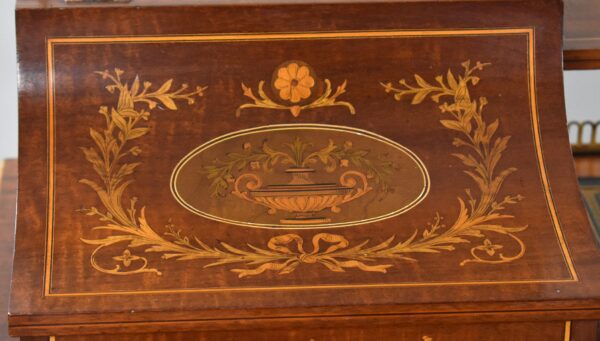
[15,0,600,69]
[570,320,599,341]
[563,49,600,70]
[10,0,600,339]
[15,0,531,8]
[563,0,600,69]
[48,321,572,341]
[0,160,18,341]
[0,156,591,339]
[574,156,600,178]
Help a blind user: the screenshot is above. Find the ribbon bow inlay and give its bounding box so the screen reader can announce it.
[230,233,392,278]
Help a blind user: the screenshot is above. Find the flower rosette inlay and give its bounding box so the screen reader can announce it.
[273,62,315,103]
[236,60,356,117]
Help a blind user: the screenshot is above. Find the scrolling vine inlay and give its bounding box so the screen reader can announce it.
[80,61,526,278]
[218,139,376,225]
[236,61,356,117]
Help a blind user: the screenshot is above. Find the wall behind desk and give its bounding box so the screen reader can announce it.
[565,70,600,123]
[0,0,17,160]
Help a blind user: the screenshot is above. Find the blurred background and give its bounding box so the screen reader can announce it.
[0,0,17,159]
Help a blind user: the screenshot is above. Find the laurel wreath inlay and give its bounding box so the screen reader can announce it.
[80,61,527,278]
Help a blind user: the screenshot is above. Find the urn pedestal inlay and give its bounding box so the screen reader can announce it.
[232,167,371,225]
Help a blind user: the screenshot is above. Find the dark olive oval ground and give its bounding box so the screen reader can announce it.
[171,124,430,229]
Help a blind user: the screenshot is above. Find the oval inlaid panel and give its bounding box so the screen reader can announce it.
[171,124,430,228]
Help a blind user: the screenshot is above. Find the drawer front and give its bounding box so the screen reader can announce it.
[43,321,572,341]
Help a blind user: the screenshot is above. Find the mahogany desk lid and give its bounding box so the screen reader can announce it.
[10,0,600,337]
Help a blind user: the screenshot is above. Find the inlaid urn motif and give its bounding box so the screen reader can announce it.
[171,124,430,229]
[232,167,371,225]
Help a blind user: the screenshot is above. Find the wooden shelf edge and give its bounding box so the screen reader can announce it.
[564,49,600,70]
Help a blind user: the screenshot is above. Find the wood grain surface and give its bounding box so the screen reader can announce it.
[0,156,592,339]
[15,0,600,69]
[10,0,600,339]
[0,160,18,341]
[46,321,573,341]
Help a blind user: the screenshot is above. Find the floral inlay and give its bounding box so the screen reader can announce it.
[274,62,315,103]
[236,60,355,117]
[79,61,527,278]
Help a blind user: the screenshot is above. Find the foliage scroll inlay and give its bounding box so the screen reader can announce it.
[236,61,356,117]
[80,61,527,278]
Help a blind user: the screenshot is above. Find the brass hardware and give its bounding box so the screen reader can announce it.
[568,121,600,154]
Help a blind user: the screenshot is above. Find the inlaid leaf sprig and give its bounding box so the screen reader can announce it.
[80,68,206,236]
[79,62,527,279]
[380,60,527,265]
[237,78,355,117]
[79,70,392,277]
[202,138,396,197]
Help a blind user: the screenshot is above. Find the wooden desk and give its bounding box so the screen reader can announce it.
[10,0,600,339]
[4,154,600,340]
[0,160,18,341]
[0,156,590,338]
